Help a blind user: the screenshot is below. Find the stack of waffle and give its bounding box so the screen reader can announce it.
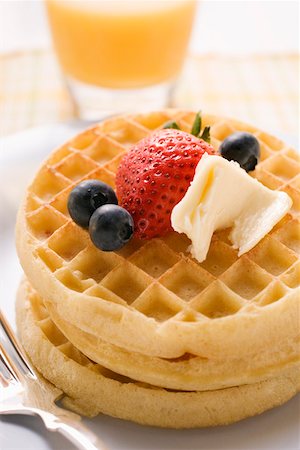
[16,111,300,428]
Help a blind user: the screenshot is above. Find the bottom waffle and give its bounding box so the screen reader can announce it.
[16,278,300,428]
[44,295,300,392]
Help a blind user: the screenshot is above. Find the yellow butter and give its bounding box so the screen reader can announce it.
[171,154,292,262]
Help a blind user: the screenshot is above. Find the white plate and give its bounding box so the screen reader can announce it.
[0,125,299,450]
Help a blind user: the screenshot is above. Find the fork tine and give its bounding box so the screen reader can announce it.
[0,309,36,379]
[0,364,11,387]
[0,356,15,388]
[0,341,20,384]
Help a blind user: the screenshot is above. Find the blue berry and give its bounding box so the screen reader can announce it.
[89,204,134,251]
[219,132,260,171]
[68,180,118,228]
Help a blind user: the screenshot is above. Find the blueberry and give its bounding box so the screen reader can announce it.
[68,180,118,228]
[89,204,134,251]
[219,132,260,171]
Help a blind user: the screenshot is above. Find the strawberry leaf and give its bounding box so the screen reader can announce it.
[200,126,211,143]
[163,120,180,130]
[191,111,202,137]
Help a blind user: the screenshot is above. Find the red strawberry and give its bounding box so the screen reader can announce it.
[116,129,215,239]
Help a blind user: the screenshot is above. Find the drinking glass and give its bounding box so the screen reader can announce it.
[46,0,196,119]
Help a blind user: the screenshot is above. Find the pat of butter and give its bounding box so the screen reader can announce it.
[171,154,292,263]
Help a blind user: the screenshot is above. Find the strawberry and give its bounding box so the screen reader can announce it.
[116,128,215,239]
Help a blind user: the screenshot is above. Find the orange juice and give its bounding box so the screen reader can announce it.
[46,0,196,89]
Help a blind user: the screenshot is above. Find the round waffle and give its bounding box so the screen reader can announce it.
[16,278,300,428]
[16,111,300,359]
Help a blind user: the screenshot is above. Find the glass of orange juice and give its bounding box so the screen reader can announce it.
[45,0,196,119]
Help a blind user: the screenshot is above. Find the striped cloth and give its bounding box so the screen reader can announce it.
[0,50,298,138]
[175,53,299,136]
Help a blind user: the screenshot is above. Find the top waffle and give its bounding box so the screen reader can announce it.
[16,111,300,359]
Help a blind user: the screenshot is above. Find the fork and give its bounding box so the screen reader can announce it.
[0,309,108,450]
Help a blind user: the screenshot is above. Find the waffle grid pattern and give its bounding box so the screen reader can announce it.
[23,112,299,328]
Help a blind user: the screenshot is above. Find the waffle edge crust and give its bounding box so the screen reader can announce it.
[16,111,300,361]
[16,278,300,428]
